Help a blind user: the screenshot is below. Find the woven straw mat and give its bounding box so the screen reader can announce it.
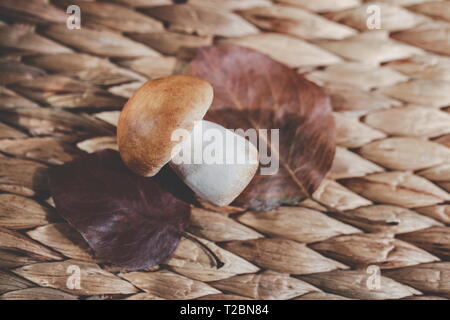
[1,0,450,300]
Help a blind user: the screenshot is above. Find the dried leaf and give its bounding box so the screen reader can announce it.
[144,4,258,37]
[223,238,347,275]
[336,204,442,234]
[188,45,336,210]
[239,5,356,40]
[164,236,259,281]
[364,106,450,137]
[343,171,450,208]
[219,33,342,68]
[0,137,83,165]
[0,194,55,229]
[27,223,98,262]
[188,207,262,242]
[384,262,450,298]
[120,270,220,299]
[13,259,138,295]
[310,233,439,269]
[0,227,62,261]
[49,150,190,270]
[358,137,450,171]
[0,287,78,300]
[299,269,420,300]
[237,206,360,243]
[397,226,450,259]
[210,270,319,300]
[0,156,48,197]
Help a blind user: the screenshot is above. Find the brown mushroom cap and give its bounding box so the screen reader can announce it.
[117,75,213,176]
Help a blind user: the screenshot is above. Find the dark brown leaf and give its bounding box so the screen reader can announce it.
[48,149,190,270]
[187,45,335,210]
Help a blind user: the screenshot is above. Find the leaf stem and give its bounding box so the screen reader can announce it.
[183,232,225,269]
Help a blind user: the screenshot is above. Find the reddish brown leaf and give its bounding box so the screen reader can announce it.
[48,149,191,270]
[187,45,335,210]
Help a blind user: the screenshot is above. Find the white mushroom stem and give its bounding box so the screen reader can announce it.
[170,120,259,206]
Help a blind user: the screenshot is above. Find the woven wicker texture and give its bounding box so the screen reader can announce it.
[1,0,450,300]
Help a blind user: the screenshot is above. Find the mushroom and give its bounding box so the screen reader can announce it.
[117,75,258,206]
